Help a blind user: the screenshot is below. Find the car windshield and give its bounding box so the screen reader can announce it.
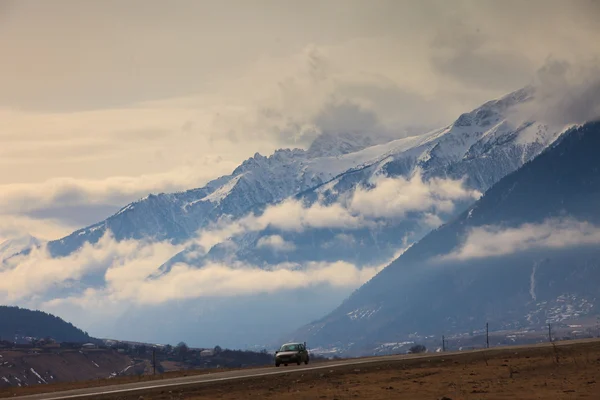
[280,344,299,352]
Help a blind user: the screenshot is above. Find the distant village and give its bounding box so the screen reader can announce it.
[0,336,280,371]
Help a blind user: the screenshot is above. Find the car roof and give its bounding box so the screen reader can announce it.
[281,342,302,346]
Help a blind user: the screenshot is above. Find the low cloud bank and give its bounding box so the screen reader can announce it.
[0,228,390,305]
[442,218,600,261]
[198,173,480,252]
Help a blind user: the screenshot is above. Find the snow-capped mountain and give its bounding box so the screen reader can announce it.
[13,86,578,348]
[45,134,404,257]
[157,86,567,274]
[290,122,600,354]
[0,234,42,263]
[311,87,561,201]
[40,86,567,265]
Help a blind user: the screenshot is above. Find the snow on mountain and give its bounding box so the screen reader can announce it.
[8,85,580,348]
[291,122,600,353]
[45,135,404,257]
[152,86,571,281]
[309,87,563,207]
[0,234,43,262]
[44,86,566,262]
[305,131,394,158]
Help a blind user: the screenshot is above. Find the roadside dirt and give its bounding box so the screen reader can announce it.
[0,349,132,390]
[107,340,600,399]
[0,366,218,398]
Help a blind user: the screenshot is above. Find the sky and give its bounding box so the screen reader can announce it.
[1,0,599,243]
[1,0,600,346]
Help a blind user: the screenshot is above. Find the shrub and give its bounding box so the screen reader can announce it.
[409,344,426,354]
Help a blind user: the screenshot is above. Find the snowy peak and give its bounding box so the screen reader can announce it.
[0,234,43,262]
[232,148,307,176]
[415,86,542,173]
[306,131,394,158]
[454,86,534,129]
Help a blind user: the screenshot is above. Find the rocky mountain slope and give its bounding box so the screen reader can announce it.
[292,121,600,353]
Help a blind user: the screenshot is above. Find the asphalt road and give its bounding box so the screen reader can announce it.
[15,338,600,400]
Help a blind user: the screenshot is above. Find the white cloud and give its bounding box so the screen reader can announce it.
[0,232,186,302]
[254,200,367,232]
[321,233,357,249]
[507,59,600,130]
[0,227,394,314]
[422,213,444,228]
[0,170,485,309]
[0,214,77,243]
[256,235,296,252]
[349,173,481,219]
[443,218,600,261]
[101,260,383,305]
[196,199,369,253]
[0,157,239,215]
[196,174,480,254]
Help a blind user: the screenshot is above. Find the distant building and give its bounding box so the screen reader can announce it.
[60,342,81,349]
[82,343,97,349]
[200,349,215,357]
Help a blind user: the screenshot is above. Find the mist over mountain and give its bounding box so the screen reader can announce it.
[0,234,42,262]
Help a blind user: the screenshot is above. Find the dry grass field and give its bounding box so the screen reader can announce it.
[3,340,600,399]
[103,340,600,400]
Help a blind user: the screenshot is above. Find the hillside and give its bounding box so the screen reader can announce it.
[0,306,93,343]
[294,121,600,352]
[0,350,132,389]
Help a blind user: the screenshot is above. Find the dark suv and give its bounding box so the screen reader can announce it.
[275,342,309,367]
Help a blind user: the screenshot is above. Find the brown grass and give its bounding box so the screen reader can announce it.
[5,340,600,399]
[0,354,330,399]
[98,340,600,400]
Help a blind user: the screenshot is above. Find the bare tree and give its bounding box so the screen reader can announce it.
[409,344,426,354]
[176,342,189,361]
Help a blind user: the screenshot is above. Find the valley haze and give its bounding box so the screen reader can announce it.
[1,0,599,355]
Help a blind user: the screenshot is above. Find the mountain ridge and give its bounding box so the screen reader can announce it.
[7,86,583,348]
[291,121,600,353]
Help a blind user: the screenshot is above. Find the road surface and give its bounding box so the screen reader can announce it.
[14,338,600,400]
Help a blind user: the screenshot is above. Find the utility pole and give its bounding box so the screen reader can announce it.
[442,335,445,352]
[548,323,552,343]
[152,348,156,375]
[486,323,489,349]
